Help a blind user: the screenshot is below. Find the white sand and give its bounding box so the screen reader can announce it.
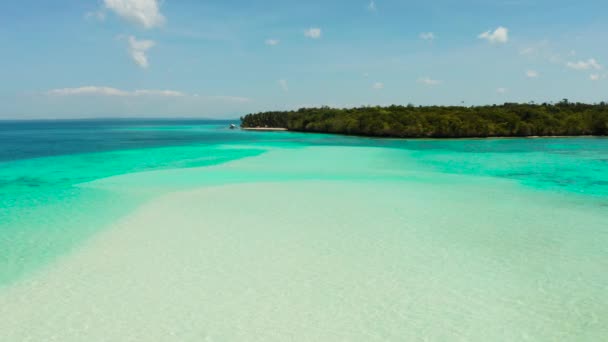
[1,179,606,341]
[241,127,289,131]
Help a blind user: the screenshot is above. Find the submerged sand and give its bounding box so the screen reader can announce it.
[1,146,607,341]
[1,178,607,340]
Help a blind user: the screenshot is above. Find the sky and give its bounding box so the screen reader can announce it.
[0,0,606,119]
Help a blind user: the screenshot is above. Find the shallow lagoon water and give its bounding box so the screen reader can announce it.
[1,120,607,340]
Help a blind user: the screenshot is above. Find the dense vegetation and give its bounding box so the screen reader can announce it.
[241,101,608,138]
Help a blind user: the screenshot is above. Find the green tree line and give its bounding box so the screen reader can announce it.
[241,101,608,138]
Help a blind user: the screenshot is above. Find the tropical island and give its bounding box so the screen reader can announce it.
[241,100,608,138]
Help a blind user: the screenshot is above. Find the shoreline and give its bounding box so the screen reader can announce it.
[240,126,604,140]
[241,127,289,131]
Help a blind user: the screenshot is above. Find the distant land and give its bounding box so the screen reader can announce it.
[241,101,608,138]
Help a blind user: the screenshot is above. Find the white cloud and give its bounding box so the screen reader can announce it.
[85,10,106,21]
[132,90,185,97]
[46,87,254,105]
[304,28,322,39]
[372,82,384,89]
[368,1,377,11]
[590,74,600,81]
[566,58,602,71]
[549,54,562,64]
[128,36,155,68]
[104,0,165,29]
[478,26,509,44]
[278,79,289,91]
[47,86,185,97]
[526,70,539,78]
[496,87,508,94]
[519,47,535,55]
[48,86,129,97]
[419,32,435,41]
[417,77,443,86]
[518,41,562,64]
[265,39,280,46]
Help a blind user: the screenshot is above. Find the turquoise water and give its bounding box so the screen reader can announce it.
[1,121,607,284]
[1,120,607,340]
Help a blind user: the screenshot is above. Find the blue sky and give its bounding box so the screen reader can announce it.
[0,0,606,119]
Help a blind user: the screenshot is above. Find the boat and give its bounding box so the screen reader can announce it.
[229,124,237,129]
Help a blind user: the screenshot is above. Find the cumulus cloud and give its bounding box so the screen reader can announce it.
[526,70,539,78]
[104,0,165,29]
[278,79,289,91]
[419,32,435,41]
[128,36,155,68]
[478,26,509,44]
[304,28,322,39]
[496,87,508,94]
[47,86,185,97]
[265,39,280,46]
[372,82,384,89]
[566,58,602,71]
[417,77,443,86]
[368,1,377,11]
[590,74,600,81]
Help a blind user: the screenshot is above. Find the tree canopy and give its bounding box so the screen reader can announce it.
[241,101,608,138]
